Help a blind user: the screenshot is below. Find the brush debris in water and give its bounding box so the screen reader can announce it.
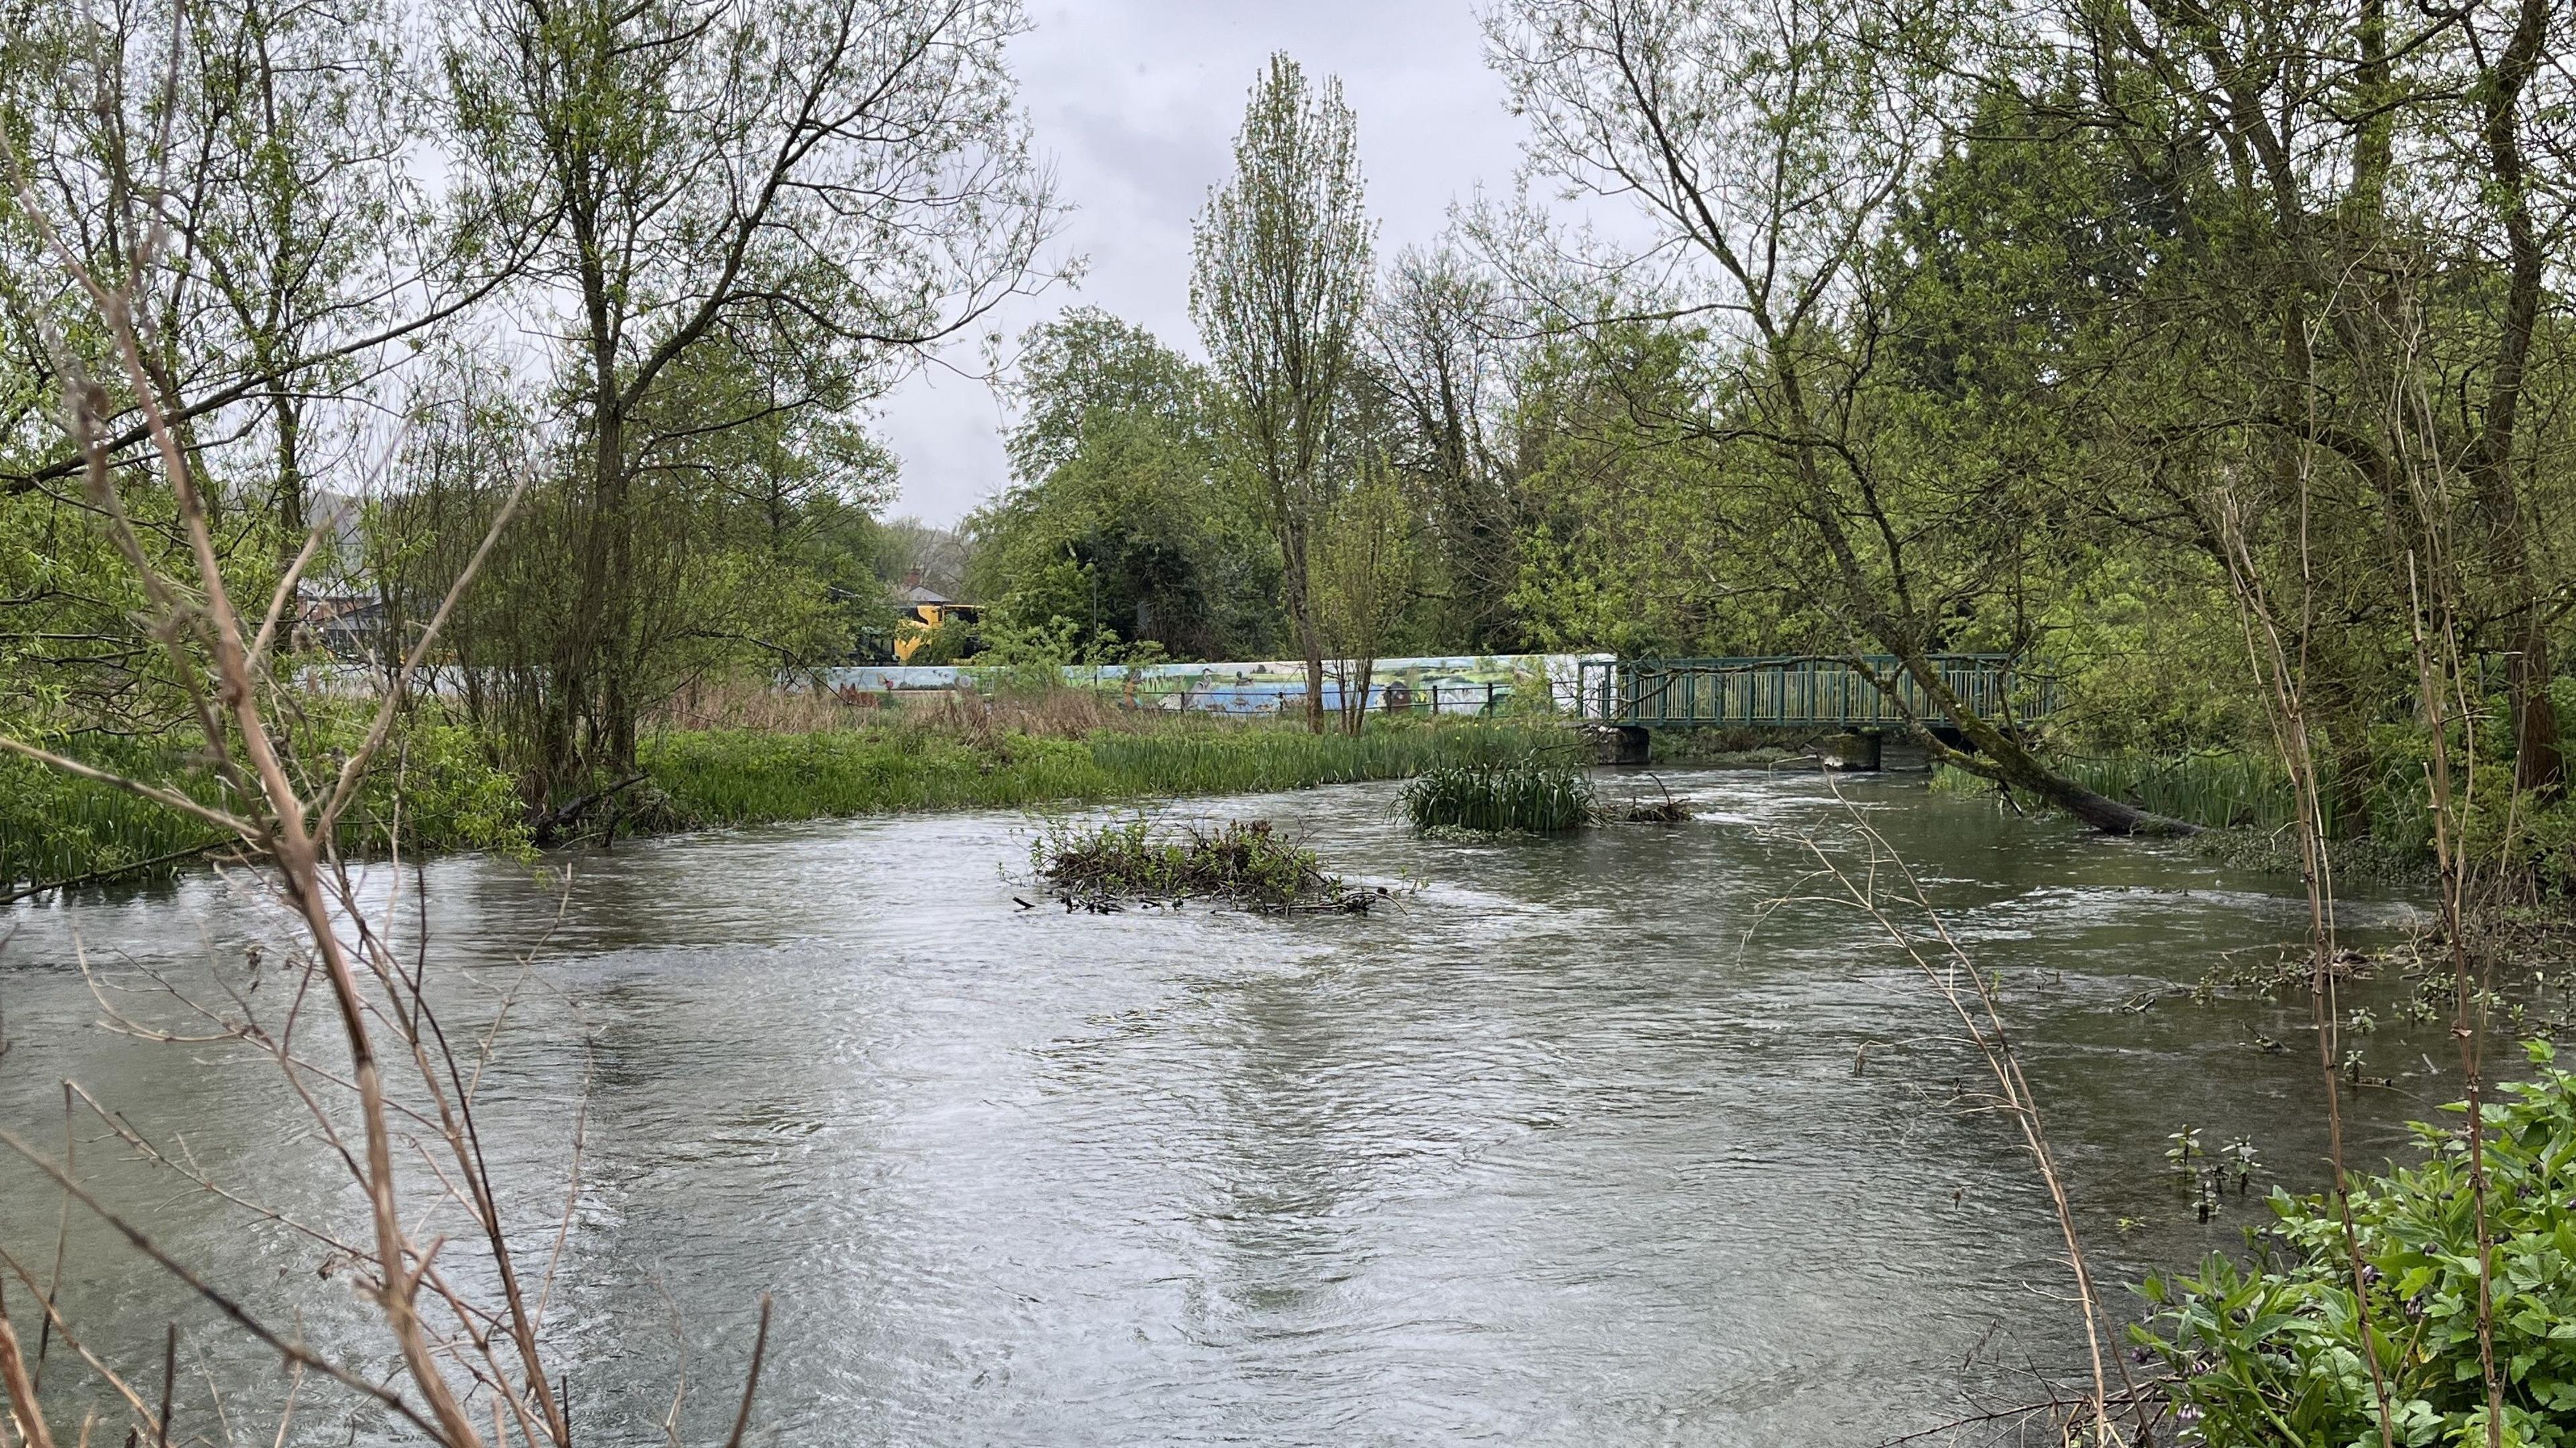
[1030,815,1376,913]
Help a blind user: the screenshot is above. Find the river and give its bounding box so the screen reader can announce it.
[1,769,2461,1444]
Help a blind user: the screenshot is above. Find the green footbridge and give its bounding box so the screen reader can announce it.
[1576,654,2051,744]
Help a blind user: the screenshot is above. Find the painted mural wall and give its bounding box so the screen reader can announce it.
[815,655,1611,716]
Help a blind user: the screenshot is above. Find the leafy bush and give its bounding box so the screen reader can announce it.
[1399,754,1597,834]
[2135,1042,2576,1447]
[336,719,532,855]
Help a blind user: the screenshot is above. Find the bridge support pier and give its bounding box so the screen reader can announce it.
[1597,726,1652,766]
[1819,730,1882,771]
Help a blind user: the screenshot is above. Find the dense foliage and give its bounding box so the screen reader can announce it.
[966,311,1282,662]
[11,0,2576,845]
[2137,1043,2576,1447]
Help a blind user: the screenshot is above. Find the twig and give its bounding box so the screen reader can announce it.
[719,1296,772,1448]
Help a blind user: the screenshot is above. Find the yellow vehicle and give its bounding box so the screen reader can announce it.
[892,581,981,663]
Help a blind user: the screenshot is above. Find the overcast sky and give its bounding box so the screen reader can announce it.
[874,0,1533,526]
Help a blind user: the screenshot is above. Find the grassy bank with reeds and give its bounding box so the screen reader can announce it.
[0,743,226,896]
[643,714,1568,826]
[1,687,1575,896]
[1,720,530,899]
[1928,748,2473,885]
[1934,751,2308,832]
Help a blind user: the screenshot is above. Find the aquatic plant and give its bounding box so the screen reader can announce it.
[2165,1126,2224,1222]
[2136,1042,2576,1447]
[1028,815,1366,913]
[1398,755,1598,835]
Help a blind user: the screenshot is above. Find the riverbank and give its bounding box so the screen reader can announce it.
[641,715,1567,828]
[0,704,1572,895]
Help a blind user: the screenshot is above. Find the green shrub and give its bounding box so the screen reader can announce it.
[335,719,533,855]
[1399,755,1597,834]
[2135,1041,2576,1447]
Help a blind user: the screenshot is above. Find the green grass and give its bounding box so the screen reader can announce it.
[641,718,1571,826]
[0,719,529,895]
[1933,750,2314,833]
[3,713,1581,891]
[1397,754,1599,834]
[0,745,225,893]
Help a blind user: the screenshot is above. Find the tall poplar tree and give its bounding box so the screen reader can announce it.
[1191,53,1375,732]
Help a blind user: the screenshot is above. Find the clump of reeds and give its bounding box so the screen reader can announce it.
[1934,751,2314,833]
[1399,755,1598,835]
[0,750,221,893]
[1030,815,1373,913]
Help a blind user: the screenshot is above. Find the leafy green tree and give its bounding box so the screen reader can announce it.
[1191,53,1376,729]
[0,0,492,738]
[1488,0,2207,834]
[1367,245,1527,651]
[968,312,1281,662]
[438,0,1055,797]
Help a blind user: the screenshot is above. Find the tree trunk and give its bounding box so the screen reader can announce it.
[2471,0,2561,796]
[1279,516,1325,733]
[1900,658,2202,837]
[269,379,305,569]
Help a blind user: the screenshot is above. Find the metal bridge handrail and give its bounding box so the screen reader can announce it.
[1576,654,2051,728]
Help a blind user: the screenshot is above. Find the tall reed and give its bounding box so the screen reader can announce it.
[1397,754,1598,834]
[1935,751,2318,834]
[0,748,221,893]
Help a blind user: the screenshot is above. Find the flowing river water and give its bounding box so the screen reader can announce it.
[0,768,2481,1445]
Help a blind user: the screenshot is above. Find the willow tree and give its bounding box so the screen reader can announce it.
[1369,245,1525,651]
[1191,53,1375,732]
[440,0,1054,798]
[0,0,503,735]
[1487,0,2199,834]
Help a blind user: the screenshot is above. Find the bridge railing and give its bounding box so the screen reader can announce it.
[1576,655,2053,730]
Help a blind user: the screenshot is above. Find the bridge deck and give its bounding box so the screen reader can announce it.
[1578,655,2049,730]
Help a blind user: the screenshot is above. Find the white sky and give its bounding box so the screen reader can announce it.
[873,0,1534,526]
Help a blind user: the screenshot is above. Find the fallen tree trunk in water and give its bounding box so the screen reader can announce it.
[1872,650,2202,838]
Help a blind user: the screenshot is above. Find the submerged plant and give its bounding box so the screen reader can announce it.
[2221,1135,2261,1194]
[1399,754,1597,835]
